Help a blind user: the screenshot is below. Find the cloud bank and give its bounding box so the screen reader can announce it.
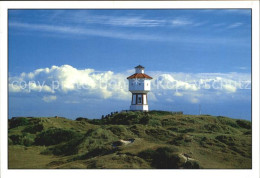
[9,65,251,104]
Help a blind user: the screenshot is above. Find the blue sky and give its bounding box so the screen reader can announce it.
[8,9,251,120]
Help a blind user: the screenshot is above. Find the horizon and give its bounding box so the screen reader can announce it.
[8,9,251,120]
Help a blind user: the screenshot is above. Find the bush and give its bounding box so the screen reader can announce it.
[9,133,34,146]
[180,128,195,133]
[215,135,236,146]
[103,112,143,125]
[8,138,13,145]
[148,110,173,115]
[9,117,29,129]
[203,124,223,133]
[168,134,191,146]
[138,147,181,169]
[147,118,162,127]
[75,117,89,122]
[35,128,82,146]
[22,136,34,146]
[217,116,239,128]
[83,145,115,159]
[49,135,84,156]
[145,128,175,141]
[23,124,44,134]
[9,135,22,145]
[138,149,156,161]
[107,126,127,136]
[236,120,251,129]
[183,161,200,169]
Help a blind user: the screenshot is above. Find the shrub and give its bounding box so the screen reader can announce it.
[180,128,195,133]
[148,110,173,115]
[168,134,192,146]
[145,128,175,141]
[23,124,44,134]
[75,117,89,122]
[9,117,29,129]
[138,147,181,169]
[83,145,115,159]
[236,120,251,129]
[147,118,162,127]
[8,138,13,145]
[215,135,236,146]
[22,136,34,146]
[183,161,200,169]
[203,124,223,133]
[50,135,84,156]
[107,126,126,136]
[9,135,22,145]
[9,133,34,146]
[138,149,156,161]
[35,128,82,146]
[217,116,239,128]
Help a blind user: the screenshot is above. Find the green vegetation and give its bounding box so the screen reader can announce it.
[8,111,252,169]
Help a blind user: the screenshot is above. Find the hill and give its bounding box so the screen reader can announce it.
[8,111,252,169]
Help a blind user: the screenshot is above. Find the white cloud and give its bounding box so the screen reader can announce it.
[222,84,237,93]
[227,22,243,29]
[42,95,57,102]
[191,98,199,104]
[93,16,166,27]
[9,65,251,104]
[171,18,193,26]
[9,22,248,46]
[174,92,183,97]
[9,65,130,101]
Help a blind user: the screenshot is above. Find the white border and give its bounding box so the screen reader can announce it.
[0,1,259,178]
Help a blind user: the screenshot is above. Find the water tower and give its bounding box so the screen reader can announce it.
[127,65,152,111]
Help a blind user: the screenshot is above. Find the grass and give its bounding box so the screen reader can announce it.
[8,111,252,169]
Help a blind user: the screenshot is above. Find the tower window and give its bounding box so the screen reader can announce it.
[137,95,142,104]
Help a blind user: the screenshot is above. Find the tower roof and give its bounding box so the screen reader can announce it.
[127,73,152,79]
[135,65,145,69]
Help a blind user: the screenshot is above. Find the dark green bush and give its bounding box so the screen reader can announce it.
[203,124,223,133]
[138,147,181,168]
[8,138,13,145]
[167,127,179,132]
[148,110,173,115]
[35,128,82,146]
[236,120,251,129]
[9,133,34,146]
[107,126,126,136]
[9,135,23,145]
[50,135,84,156]
[147,118,162,127]
[23,124,44,134]
[183,161,200,169]
[180,128,195,133]
[138,149,157,161]
[215,135,236,146]
[145,128,175,141]
[168,134,191,146]
[75,117,89,122]
[9,117,29,129]
[217,116,239,128]
[84,145,115,159]
[22,136,34,146]
[103,112,144,125]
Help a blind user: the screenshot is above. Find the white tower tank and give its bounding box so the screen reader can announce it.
[127,65,152,111]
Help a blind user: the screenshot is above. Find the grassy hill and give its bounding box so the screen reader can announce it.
[8,111,252,169]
